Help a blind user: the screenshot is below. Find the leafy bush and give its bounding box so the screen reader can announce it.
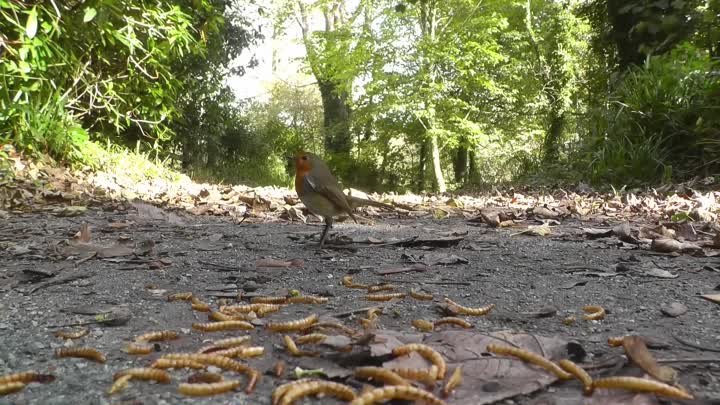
[583,43,720,185]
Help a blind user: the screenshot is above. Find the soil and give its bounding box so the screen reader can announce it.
[1,205,719,405]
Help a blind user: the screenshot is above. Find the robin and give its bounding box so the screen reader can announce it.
[293,151,358,248]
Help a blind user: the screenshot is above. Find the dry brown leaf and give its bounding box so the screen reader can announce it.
[621,335,677,384]
[371,330,569,405]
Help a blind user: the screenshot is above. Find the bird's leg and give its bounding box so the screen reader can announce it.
[318,217,333,248]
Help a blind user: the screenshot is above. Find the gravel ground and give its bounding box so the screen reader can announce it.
[1,205,719,405]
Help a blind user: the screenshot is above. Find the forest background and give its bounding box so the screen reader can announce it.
[1,0,719,193]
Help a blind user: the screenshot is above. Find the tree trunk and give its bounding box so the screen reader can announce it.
[416,141,427,193]
[542,111,565,163]
[453,145,468,184]
[430,132,446,193]
[318,79,352,155]
[468,149,479,183]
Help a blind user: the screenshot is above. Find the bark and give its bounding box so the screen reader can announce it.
[430,132,446,193]
[542,112,565,163]
[453,145,468,184]
[317,79,352,155]
[417,141,427,193]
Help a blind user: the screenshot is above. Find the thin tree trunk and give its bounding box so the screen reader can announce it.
[417,141,427,193]
[430,132,446,193]
[542,112,565,163]
[453,144,468,184]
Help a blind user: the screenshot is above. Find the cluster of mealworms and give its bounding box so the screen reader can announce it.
[486,343,694,399]
[342,275,437,303]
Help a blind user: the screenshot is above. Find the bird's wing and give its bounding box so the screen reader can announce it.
[304,174,357,220]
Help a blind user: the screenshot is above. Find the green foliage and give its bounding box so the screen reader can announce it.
[582,43,720,185]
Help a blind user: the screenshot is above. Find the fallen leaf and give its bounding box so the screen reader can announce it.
[700,294,720,304]
[583,228,613,238]
[374,330,569,405]
[74,223,91,243]
[511,224,551,237]
[622,335,677,384]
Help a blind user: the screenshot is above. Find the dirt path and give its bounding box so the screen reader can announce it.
[1,205,719,405]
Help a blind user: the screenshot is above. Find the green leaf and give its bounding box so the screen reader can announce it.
[26,6,38,38]
[83,7,97,23]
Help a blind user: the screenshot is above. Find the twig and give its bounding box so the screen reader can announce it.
[28,272,92,294]
[673,334,720,353]
[198,260,238,271]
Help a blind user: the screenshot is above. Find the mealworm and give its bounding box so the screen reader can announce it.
[151,358,208,370]
[284,335,317,357]
[250,296,288,304]
[409,288,433,301]
[592,376,693,399]
[113,368,171,384]
[0,382,25,396]
[583,305,606,321]
[161,353,259,393]
[221,303,281,317]
[412,319,434,332]
[349,385,447,405]
[368,284,396,293]
[392,366,438,388]
[212,346,264,359]
[107,374,131,395]
[273,360,286,377]
[55,347,106,363]
[558,359,593,395]
[272,379,314,405]
[124,343,154,355]
[309,322,358,336]
[295,333,327,345]
[442,366,463,398]
[444,298,495,316]
[354,367,410,386]
[0,372,54,385]
[178,380,242,396]
[54,328,89,340]
[198,336,252,353]
[187,372,223,384]
[366,292,406,301]
[287,295,329,304]
[341,275,368,289]
[392,343,447,379]
[278,380,356,405]
[486,344,572,380]
[168,292,193,301]
[192,320,254,332]
[191,297,211,312]
[161,353,251,374]
[210,311,256,322]
[434,317,473,329]
[607,336,625,347]
[134,330,178,343]
[267,314,318,332]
